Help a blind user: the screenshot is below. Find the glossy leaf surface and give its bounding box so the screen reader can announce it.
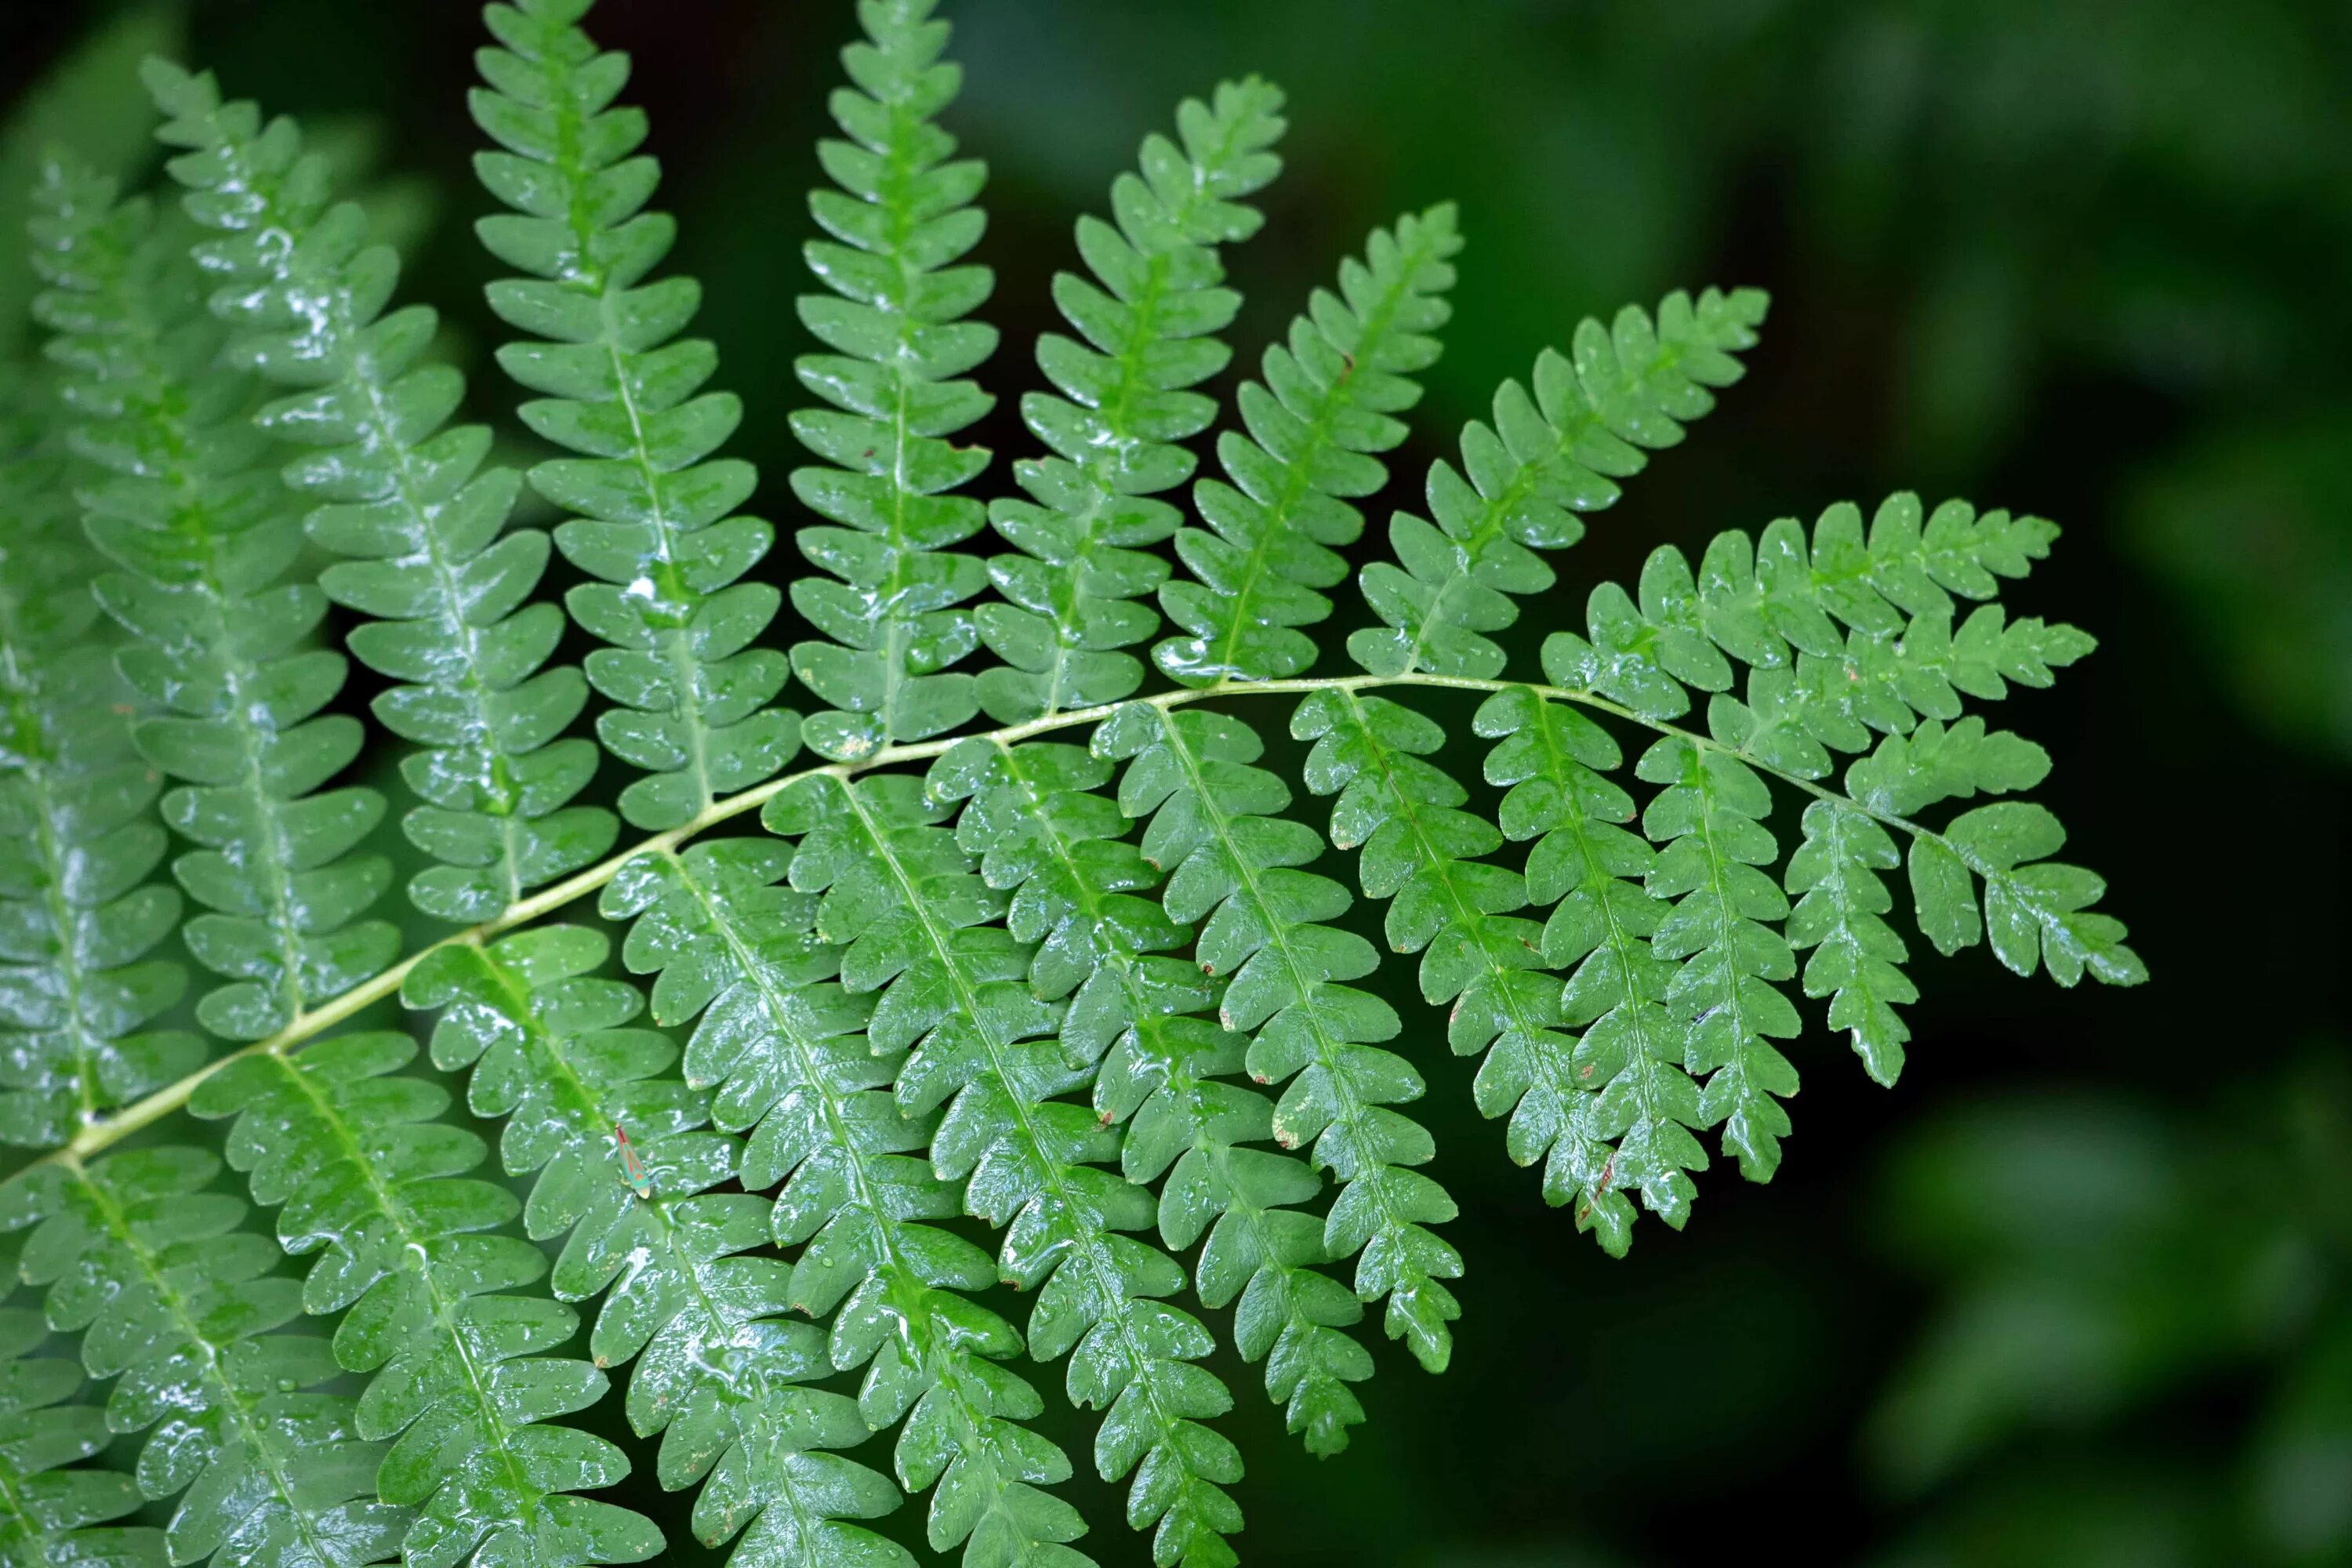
[477,0,800,828]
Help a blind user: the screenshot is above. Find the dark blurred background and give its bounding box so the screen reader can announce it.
[4,2,2348,1565]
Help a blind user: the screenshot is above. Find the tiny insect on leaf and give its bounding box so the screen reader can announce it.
[614,1122,653,1199]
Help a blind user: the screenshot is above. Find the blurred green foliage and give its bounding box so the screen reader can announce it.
[1870,1073,2352,1565]
[2,0,2343,1563]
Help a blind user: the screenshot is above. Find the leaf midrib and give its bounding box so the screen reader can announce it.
[45,670,1970,1170]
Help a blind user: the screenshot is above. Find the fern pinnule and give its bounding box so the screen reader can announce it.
[1156,205,1461,688]
[788,0,998,762]
[142,58,619,928]
[188,1030,665,1568]
[1631,731,1801,1182]
[32,139,398,1043]
[0,1146,405,1568]
[0,286,194,1151]
[404,929,913,1568]
[976,77,1287,724]
[599,840,1092,1568]
[474,0,801,832]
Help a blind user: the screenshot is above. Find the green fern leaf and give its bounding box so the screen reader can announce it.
[928,738,1377,1457]
[1784,799,1915,1086]
[1156,205,1460,687]
[0,0,181,361]
[1098,1007,1374,1457]
[0,291,194,1149]
[1098,703,1464,1374]
[787,0,997,762]
[0,13,2155,1563]
[1351,287,1767,680]
[142,59,618,924]
[976,78,1287,722]
[600,839,1091,1568]
[1477,684,1689,1249]
[473,0,800,830]
[188,1033,665,1568]
[1523,492,2135,1197]
[403,928,914,1568]
[0,1148,407,1568]
[0,1298,163,1568]
[32,140,397,1042]
[769,772,1249,1566]
[1632,734,1800,1182]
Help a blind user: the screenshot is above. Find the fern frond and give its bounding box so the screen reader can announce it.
[599,840,1091,1568]
[188,1033,664,1568]
[768,772,1250,1566]
[0,297,194,1149]
[142,59,618,925]
[1351,287,1767,680]
[0,1148,406,1568]
[0,13,2154,1559]
[1156,205,1460,687]
[976,78,1287,723]
[403,929,913,1568]
[787,0,998,762]
[1098,704,1463,1374]
[474,0,802,829]
[0,1298,163,1568]
[32,143,397,1041]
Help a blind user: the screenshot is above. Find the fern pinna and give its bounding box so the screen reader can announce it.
[0,1,2143,1566]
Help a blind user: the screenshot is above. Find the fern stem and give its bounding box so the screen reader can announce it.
[46,671,1955,1166]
